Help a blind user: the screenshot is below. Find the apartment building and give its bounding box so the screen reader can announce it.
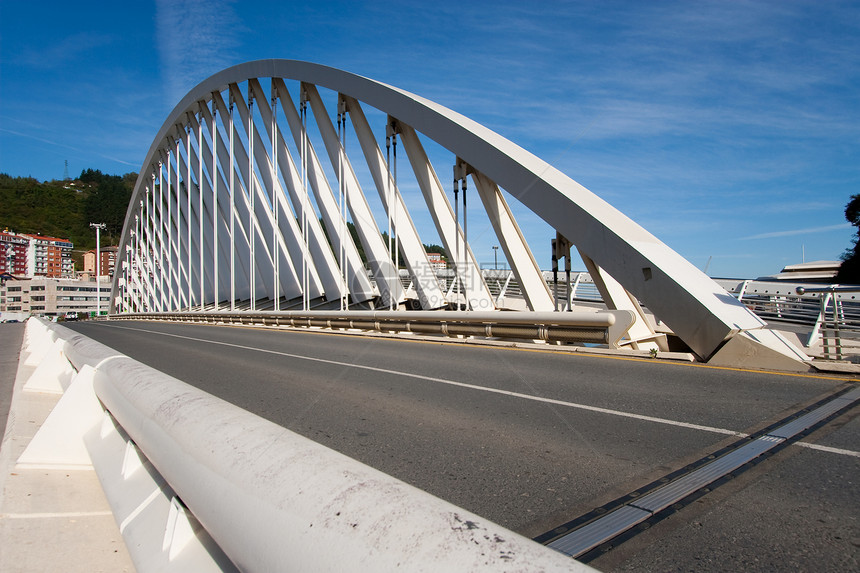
[83,245,118,278]
[0,230,75,278]
[1,230,29,276]
[28,234,75,278]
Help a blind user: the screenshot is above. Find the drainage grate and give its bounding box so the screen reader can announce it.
[539,386,860,560]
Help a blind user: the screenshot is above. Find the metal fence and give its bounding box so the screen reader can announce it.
[711,279,860,359]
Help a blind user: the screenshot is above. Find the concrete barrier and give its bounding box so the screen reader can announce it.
[15,318,231,572]
[16,364,102,469]
[21,318,56,367]
[23,338,73,393]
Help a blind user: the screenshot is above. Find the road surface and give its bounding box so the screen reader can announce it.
[64,320,859,571]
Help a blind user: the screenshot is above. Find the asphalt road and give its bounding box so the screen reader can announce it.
[0,323,24,441]
[64,320,859,571]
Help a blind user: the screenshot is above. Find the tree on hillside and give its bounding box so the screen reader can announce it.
[0,174,83,239]
[836,194,860,284]
[80,169,135,244]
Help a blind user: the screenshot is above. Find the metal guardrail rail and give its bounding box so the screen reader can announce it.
[113,308,637,348]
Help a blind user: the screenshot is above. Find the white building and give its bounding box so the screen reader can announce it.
[0,277,110,320]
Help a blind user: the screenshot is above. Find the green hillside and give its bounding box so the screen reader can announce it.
[0,169,135,268]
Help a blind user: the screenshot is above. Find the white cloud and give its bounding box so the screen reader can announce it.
[19,32,114,69]
[155,0,241,107]
[741,224,851,240]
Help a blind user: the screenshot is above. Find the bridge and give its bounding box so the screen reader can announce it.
[1,61,857,572]
[109,59,807,370]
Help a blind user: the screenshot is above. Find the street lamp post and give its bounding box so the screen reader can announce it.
[492,245,498,270]
[90,223,106,317]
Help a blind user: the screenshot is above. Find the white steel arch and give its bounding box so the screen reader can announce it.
[111,59,808,365]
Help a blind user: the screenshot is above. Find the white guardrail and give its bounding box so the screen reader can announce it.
[15,317,595,572]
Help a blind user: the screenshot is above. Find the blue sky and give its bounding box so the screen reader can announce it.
[1,0,858,279]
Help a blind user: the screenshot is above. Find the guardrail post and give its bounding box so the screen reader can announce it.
[807,292,832,348]
[833,297,843,360]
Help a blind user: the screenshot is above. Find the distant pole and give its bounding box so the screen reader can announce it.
[90,223,106,317]
[492,245,498,270]
[63,160,70,181]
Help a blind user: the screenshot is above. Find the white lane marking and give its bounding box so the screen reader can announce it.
[95,323,860,456]
[794,442,860,457]
[0,511,113,519]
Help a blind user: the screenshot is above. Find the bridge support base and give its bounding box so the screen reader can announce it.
[707,329,811,372]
